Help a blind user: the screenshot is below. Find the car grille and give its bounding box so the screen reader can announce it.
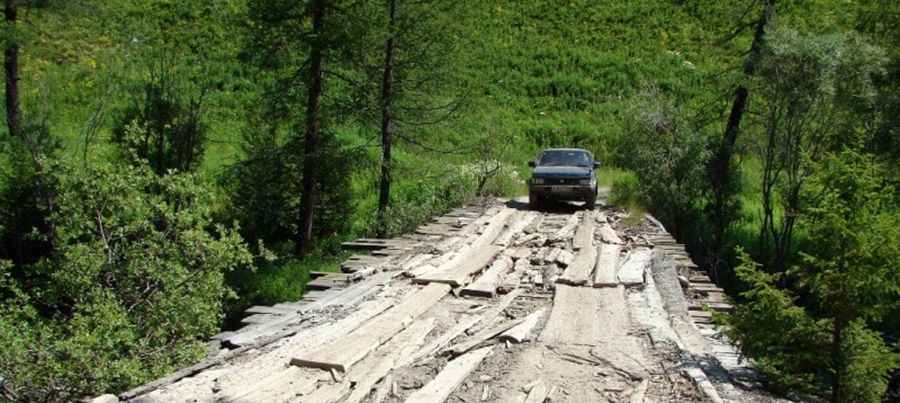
[544,178,581,185]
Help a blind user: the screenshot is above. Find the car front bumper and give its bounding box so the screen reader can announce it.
[529,184,596,200]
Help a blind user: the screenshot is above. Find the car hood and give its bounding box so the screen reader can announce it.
[532,166,591,178]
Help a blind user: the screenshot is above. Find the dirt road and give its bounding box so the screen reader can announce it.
[110,195,792,403]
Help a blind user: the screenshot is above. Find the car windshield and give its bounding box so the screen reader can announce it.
[538,150,591,167]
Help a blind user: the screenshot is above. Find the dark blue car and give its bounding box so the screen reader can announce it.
[527,148,600,209]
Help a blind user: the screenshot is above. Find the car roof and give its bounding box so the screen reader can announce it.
[540,148,593,156]
[542,148,589,152]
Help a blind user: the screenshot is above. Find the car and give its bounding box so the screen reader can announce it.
[527,148,600,209]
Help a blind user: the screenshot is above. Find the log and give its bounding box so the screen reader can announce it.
[403,346,494,403]
[592,243,621,287]
[291,283,450,372]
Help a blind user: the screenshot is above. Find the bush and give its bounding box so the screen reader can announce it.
[0,160,253,401]
[615,87,711,238]
[608,171,641,208]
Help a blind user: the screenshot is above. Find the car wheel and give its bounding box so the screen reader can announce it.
[585,194,597,209]
[529,192,542,210]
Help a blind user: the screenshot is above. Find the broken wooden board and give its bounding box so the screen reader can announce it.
[493,211,536,247]
[465,288,524,336]
[305,318,437,403]
[413,245,503,287]
[523,381,549,403]
[557,246,598,286]
[498,258,529,294]
[404,346,494,403]
[443,317,524,357]
[291,283,450,372]
[592,243,621,287]
[411,314,484,363]
[212,300,397,402]
[573,211,595,250]
[226,366,319,403]
[551,212,581,242]
[618,247,651,287]
[499,308,546,343]
[597,223,623,245]
[461,255,512,298]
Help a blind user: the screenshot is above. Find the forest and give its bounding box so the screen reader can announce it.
[0,0,897,402]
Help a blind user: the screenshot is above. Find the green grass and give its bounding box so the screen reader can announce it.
[222,254,345,329]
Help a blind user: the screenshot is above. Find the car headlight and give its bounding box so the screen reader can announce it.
[579,179,592,185]
[533,178,545,185]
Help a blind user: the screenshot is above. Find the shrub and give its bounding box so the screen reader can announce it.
[615,87,711,238]
[0,160,253,401]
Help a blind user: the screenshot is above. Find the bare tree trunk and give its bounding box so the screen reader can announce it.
[376,0,398,238]
[297,0,326,255]
[708,0,775,276]
[830,317,847,403]
[4,0,22,138]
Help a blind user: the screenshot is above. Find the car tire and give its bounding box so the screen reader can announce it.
[585,194,597,209]
[529,191,542,210]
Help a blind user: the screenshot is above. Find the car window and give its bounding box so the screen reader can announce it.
[538,150,591,167]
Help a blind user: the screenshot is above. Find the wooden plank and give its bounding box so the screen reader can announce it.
[690,302,733,312]
[498,258,528,294]
[226,366,318,403]
[629,379,649,403]
[240,314,278,325]
[465,288,524,335]
[306,318,437,403]
[413,245,503,287]
[444,317,524,357]
[291,283,450,372]
[403,346,494,403]
[557,245,598,286]
[499,308,545,343]
[592,243,621,287]
[245,305,297,315]
[540,284,604,345]
[223,272,392,347]
[461,255,512,298]
[691,284,724,292]
[573,211,595,250]
[597,223,623,245]
[523,381,548,403]
[617,247,651,286]
[493,211,534,247]
[411,314,484,362]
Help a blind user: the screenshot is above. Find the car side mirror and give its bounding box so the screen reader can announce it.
[528,161,536,168]
[593,161,601,169]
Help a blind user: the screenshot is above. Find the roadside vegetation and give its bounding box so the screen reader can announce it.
[0,0,896,401]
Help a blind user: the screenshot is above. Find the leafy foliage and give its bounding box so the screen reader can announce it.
[616,88,712,238]
[0,160,253,401]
